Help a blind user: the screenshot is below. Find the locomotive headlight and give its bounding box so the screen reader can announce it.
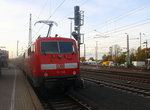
[44,73,49,77]
[73,71,76,75]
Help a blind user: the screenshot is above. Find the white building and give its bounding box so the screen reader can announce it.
[132,61,145,67]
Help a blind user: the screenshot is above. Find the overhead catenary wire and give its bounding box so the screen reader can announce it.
[83,2,150,35]
[84,18,150,39]
[83,37,145,58]
[31,0,149,52]
[32,0,67,38]
[58,0,89,23]
[84,18,150,42]
[83,32,145,54]
[47,0,66,20]
[32,0,49,32]
[81,2,150,58]
[33,0,89,39]
[35,0,49,22]
[101,19,150,35]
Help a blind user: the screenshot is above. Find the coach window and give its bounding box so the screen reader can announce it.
[31,44,35,53]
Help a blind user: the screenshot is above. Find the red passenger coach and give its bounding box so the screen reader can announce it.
[23,37,81,87]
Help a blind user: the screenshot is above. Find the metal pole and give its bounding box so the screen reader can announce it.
[96,41,98,67]
[145,40,148,59]
[127,34,130,65]
[70,19,73,39]
[84,44,86,61]
[70,20,72,38]
[74,6,84,61]
[17,40,19,56]
[47,24,53,37]
[68,17,74,39]
[140,32,141,48]
[78,26,80,59]
[109,46,113,59]
[95,41,98,62]
[145,40,148,49]
[29,13,32,46]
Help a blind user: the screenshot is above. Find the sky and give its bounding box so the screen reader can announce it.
[0,0,150,59]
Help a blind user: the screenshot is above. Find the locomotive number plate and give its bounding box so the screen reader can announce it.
[56,64,64,69]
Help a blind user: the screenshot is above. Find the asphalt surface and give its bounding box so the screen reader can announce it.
[76,81,150,110]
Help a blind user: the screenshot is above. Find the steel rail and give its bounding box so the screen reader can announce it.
[37,89,95,110]
[83,76,150,98]
[81,69,150,84]
[81,68,150,79]
[45,93,94,110]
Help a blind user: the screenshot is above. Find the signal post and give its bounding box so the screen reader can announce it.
[72,6,84,59]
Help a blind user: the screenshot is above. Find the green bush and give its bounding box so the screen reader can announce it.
[127,63,134,68]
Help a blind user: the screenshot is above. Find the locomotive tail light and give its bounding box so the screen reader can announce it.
[44,73,49,77]
[73,71,76,75]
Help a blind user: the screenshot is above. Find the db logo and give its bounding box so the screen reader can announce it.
[57,64,64,69]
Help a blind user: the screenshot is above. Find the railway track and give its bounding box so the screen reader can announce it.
[81,68,150,84]
[83,76,150,98]
[81,68,150,98]
[35,88,97,110]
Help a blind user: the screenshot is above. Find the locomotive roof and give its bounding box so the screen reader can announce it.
[35,37,75,42]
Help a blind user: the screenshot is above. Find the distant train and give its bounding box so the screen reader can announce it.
[0,50,9,68]
[20,37,82,88]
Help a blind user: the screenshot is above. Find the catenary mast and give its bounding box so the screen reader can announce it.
[28,13,32,46]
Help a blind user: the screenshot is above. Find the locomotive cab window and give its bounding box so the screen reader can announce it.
[59,42,75,53]
[40,41,75,54]
[41,41,59,54]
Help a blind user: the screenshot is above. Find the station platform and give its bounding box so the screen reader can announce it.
[0,64,44,110]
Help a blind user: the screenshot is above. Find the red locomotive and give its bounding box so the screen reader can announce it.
[23,37,81,87]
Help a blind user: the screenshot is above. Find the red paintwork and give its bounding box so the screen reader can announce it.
[23,37,80,86]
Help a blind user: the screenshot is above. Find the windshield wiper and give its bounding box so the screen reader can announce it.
[42,49,47,55]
